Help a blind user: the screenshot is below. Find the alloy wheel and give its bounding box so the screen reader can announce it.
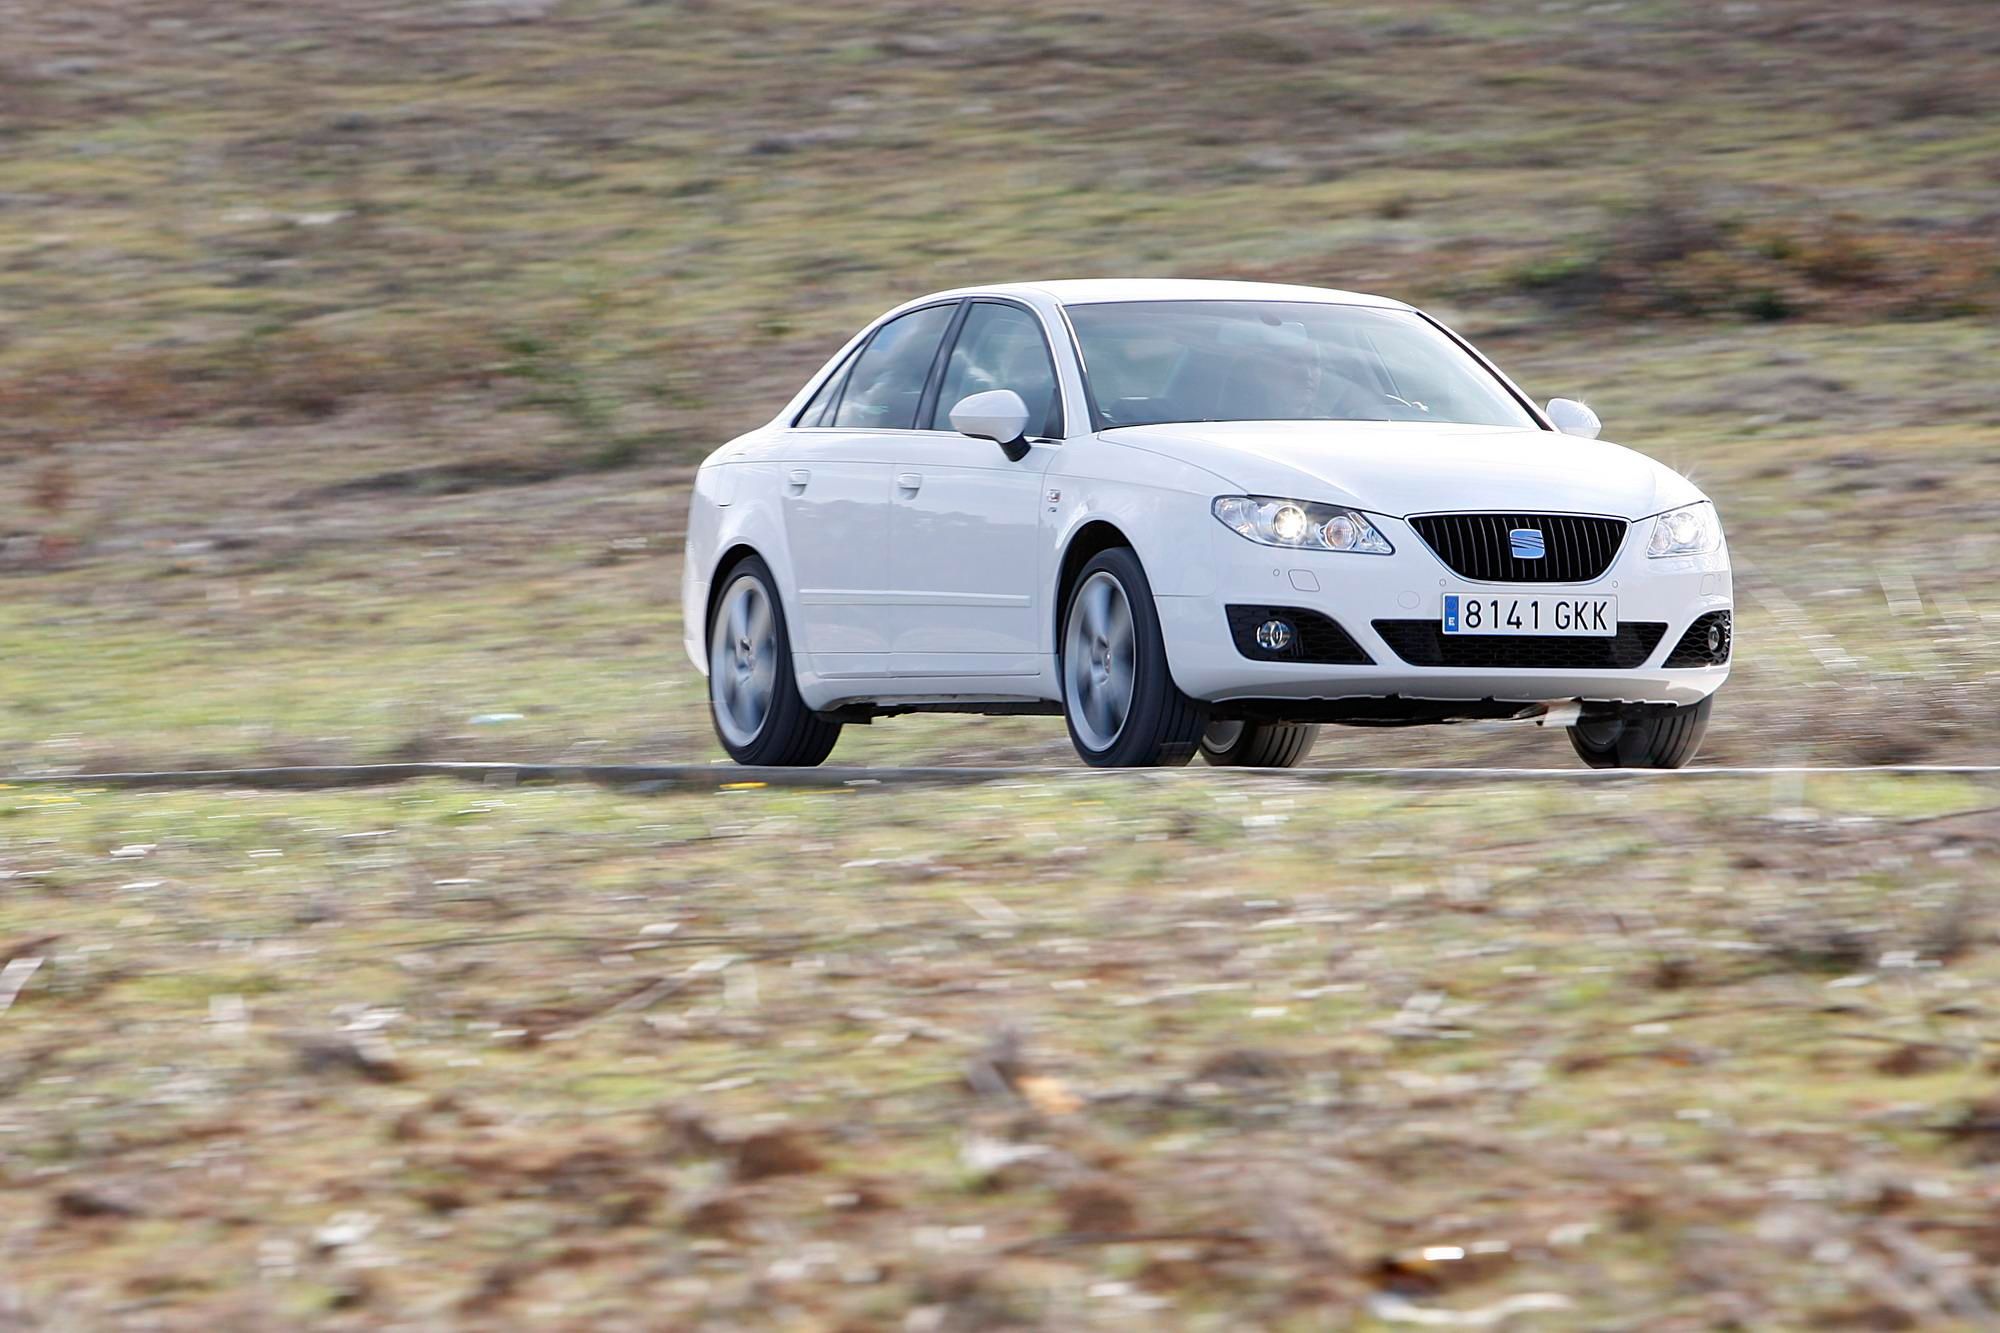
[709,574,778,748]
[1063,570,1138,752]
[1202,720,1246,751]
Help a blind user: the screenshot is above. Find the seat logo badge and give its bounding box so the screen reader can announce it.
[1509,528,1546,559]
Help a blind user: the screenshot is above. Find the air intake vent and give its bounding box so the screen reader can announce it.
[1409,513,1628,583]
[1663,611,1732,667]
[1372,620,1666,670]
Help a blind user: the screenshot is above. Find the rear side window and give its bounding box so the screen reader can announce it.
[929,302,1063,438]
[832,304,955,431]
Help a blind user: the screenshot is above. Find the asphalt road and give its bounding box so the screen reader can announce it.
[3,762,1996,791]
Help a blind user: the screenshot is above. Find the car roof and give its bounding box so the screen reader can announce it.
[907,278,1412,310]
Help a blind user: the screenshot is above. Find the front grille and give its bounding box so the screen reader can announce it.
[1663,611,1732,667]
[1408,513,1628,583]
[1225,605,1372,664]
[1372,620,1666,669]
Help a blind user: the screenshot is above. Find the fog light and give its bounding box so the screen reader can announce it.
[1255,619,1294,652]
[1706,624,1723,654]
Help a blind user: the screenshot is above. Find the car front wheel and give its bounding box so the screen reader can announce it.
[1060,549,1207,767]
[1568,696,1713,770]
[707,556,841,767]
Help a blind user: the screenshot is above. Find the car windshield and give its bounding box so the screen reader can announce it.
[1066,300,1540,431]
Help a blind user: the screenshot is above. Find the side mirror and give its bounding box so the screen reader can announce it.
[1546,397,1601,439]
[949,389,1032,460]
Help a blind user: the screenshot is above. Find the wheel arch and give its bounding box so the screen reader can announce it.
[703,542,764,648]
[694,531,800,675]
[1052,520,1134,652]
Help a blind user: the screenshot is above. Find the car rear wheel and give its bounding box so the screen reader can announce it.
[1568,696,1713,770]
[1060,549,1206,767]
[1200,720,1319,768]
[707,556,841,767]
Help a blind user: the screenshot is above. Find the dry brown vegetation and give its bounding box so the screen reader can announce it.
[1,0,1998,1325]
[1504,200,2000,324]
[5,775,2000,1329]
[1,0,1995,775]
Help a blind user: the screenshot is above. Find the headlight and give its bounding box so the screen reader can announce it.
[1212,496,1393,554]
[1645,502,1722,558]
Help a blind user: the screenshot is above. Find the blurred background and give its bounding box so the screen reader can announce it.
[3,0,1996,772]
[7,5,2000,1328]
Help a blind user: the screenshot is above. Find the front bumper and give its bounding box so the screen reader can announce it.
[1158,513,1732,709]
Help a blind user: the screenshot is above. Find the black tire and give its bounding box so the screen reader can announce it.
[1200,720,1320,768]
[1059,548,1207,767]
[1567,696,1713,770]
[706,555,841,767]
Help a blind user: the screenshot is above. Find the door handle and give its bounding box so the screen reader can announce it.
[786,468,811,493]
[895,472,923,493]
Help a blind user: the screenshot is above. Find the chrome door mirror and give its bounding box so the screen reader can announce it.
[1546,397,1601,439]
[948,389,1032,460]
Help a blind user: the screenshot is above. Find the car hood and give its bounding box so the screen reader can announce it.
[1101,421,1705,519]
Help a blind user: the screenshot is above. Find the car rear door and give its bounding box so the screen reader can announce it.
[779,302,957,682]
[877,299,1064,680]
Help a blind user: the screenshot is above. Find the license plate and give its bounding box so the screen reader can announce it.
[1442,593,1617,636]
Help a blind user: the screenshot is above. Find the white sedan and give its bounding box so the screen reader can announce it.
[682,279,1731,769]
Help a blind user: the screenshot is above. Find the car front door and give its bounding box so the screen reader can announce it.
[879,299,1063,680]
[780,302,957,681]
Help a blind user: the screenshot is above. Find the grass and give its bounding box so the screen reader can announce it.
[6,308,1997,773]
[5,774,2000,1327]
[2,2,1996,773]
[2,1,1999,1322]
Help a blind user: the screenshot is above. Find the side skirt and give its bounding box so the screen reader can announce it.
[819,700,1065,725]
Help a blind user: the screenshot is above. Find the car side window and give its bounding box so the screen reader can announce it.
[930,302,1063,438]
[830,304,956,431]
[794,349,856,427]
